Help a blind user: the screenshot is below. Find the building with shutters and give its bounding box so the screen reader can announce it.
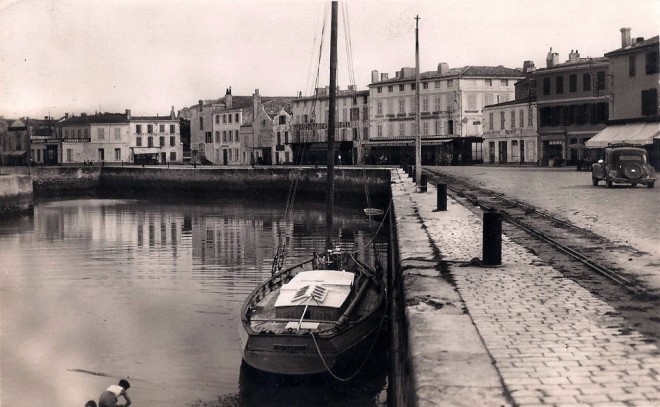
[585,28,659,169]
[290,86,369,165]
[532,49,610,166]
[366,64,524,165]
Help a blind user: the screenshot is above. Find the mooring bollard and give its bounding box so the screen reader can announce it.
[436,182,447,211]
[407,165,413,177]
[419,173,427,192]
[482,210,502,266]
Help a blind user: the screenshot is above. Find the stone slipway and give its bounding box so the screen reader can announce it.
[390,169,660,407]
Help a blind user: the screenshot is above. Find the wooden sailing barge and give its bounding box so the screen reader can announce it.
[239,1,386,376]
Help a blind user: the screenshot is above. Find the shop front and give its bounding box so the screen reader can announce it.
[132,147,161,165]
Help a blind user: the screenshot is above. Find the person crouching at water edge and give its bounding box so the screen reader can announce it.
[99,379,132,407]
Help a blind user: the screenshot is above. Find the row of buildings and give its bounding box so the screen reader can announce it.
[1,27,658,169]
[1,109,182,166]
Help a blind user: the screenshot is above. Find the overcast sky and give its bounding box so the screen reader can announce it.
[1,0,658,119]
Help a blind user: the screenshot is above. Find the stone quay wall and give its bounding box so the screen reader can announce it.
[0,166,102,197]
[0,165,391,202]
[0,175,33,217]
[98,167,391,202]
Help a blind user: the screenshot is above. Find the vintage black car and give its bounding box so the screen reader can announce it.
[591,146,655,188]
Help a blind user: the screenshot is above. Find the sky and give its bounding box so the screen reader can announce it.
[0,0,658,119]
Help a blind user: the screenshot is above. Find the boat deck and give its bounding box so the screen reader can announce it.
[248,279,382,336]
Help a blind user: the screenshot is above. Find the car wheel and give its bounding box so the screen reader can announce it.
[606,179,612,188]
[592,176,599,186]
[648,182,655,189]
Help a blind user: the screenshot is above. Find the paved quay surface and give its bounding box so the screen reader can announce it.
[390,169,660,407]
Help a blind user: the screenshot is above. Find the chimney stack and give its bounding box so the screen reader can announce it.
[522,60,536,73]
[437,62,449,74]
[568,50,581,62]
[170,106,176,120]
[620,27,632,48]
[198,100,203,111]
[252,89,261,121]
[380,73,389,81]
[371,70,379,83]
[125,109,131,120]
[225,87,233,109]
[546,47,560,68]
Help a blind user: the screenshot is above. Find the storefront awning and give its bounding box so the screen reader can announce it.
[1,150,28,157]
[366,139,453,147]
[585,122,660,148]
[132,147,161,154]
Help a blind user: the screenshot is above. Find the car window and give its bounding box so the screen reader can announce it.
[619,155,642,161]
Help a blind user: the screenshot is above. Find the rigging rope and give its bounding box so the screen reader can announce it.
[309,297,387,382]
[341,3,357,91]
[271,164,304,274]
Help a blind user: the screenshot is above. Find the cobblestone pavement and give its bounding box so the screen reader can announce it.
[392,169,660,407]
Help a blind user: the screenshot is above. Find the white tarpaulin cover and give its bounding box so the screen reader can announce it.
[585,122,660,148]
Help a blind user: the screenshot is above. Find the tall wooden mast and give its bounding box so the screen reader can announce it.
[414,14,422,187]
[325,1,338,251]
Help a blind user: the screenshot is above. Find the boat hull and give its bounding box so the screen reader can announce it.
[240,303,384,375]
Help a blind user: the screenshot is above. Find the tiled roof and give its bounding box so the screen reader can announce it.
[131,115,177,121]
[483,97,536,109]
[533,57,608,73]
[370,66,524,86]
[60,113,129,126]
[60,116,90,126]
[295,89,369,102]
[189,95,294,111]
[262,97,294,115]
[605,35,659,57]
[88,113,129,124]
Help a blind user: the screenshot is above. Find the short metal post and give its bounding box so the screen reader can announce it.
[419,173,427,192]
[482,211,502,266]
[407,165,413,177]
[436,183,447,211]
[411,167,416,182]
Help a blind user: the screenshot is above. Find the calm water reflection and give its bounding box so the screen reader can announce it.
[0,197,388,406]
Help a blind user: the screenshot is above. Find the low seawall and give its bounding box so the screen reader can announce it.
[0,166,102,197]
[1,166,391,202]
[99,166,391,202]
[0,175,33,217]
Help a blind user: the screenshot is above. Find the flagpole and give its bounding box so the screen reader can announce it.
[414,15,421,187]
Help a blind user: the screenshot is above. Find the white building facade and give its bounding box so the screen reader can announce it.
[482,99,538,164]
[366,64,525,165]
[129,109,181,164]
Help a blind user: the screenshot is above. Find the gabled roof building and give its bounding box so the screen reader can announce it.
[188,88,294,165]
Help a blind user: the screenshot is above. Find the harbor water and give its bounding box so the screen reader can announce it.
[0,196,389,406]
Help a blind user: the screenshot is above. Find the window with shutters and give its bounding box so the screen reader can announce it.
[646,50,659,74]
[642,88,658,116]
[569,75,577,92]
